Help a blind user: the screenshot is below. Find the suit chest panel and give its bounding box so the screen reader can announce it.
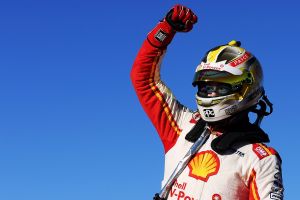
[164,135,250,200]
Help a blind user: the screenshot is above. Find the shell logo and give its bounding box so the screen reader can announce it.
[188,150,220,182]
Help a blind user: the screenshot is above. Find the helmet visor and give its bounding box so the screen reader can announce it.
[196,81,241,98]
[192,69,251,86]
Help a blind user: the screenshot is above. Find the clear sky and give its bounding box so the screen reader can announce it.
[0,0,299,199]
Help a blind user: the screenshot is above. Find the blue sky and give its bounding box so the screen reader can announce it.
[0,0,299,199]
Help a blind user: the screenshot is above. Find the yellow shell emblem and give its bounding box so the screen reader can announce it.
[188,150,220,182]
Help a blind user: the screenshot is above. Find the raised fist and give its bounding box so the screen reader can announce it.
[165,4,198,32]
[147,5,198,48]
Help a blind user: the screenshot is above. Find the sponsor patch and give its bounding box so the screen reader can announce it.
[224,105,237,115]
[195,60,242,75]
[155,29,167,42]
[270,192,283,200]
[252,144,270,160]
[170,180,197,200]
[235,150,245,157]
[188,150,220,182]
[203,109,215,118]
[271,179,284,194]
[173,180,187,190]
[229,52,251,67]
[198,60,226,71]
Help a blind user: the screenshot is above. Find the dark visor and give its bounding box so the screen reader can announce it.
[197,81,242,98]
[192,70,249,87]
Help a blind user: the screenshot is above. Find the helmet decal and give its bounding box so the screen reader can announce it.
[196,61,243,75]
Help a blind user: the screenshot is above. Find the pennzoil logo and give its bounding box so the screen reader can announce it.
[252,143,273,160]
[188,150,220,182]
[229,52,251,67]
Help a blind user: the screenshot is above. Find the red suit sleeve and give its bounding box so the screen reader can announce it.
[130,21,192,153]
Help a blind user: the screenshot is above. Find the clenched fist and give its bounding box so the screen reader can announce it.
[147,5,198,48]
[165,4,198,32]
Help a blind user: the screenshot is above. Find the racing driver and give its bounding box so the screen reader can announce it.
[130,4,284,200]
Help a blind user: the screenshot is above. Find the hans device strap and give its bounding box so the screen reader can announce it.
[185,118,206,142]
[155,122,210,199]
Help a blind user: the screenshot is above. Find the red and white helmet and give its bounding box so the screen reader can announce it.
[192,40,264,122]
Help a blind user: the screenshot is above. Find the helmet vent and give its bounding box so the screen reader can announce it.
[216,47,241,64]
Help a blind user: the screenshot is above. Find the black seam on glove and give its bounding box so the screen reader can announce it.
[165,10,186,32]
